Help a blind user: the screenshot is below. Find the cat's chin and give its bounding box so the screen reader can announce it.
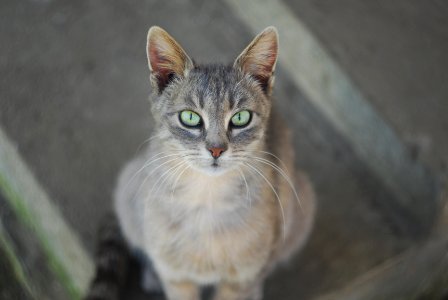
[196,164,231,177]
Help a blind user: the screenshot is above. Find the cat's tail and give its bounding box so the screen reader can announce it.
[84,213,130,300]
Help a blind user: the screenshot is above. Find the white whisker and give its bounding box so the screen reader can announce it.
[237,167,251,208]
[135,133,165,154]
[251,156,302,211]
[153,161,186,196]
[250,150,290,174]
[124,152,189,191]
[243,162,286,241]
[133,156,186,200]
[171,164,190,202]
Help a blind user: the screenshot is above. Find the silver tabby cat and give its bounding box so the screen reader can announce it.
[114,26,316,300]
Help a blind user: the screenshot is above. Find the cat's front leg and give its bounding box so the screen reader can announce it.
[161,279,200,300]
[214,280,263,300]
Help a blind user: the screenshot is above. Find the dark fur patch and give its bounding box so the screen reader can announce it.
[84,213,130,300]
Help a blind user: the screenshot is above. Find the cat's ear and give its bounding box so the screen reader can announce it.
[147,26,194,93]
[234,26,279,95]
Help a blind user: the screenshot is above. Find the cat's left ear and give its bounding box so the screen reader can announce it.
[147,26,194,94]
[234,26,279,95]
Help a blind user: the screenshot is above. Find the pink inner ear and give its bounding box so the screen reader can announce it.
[149,42,181,91]
[264,51,277,72]
[252,52,276,76]
[150,47,171,80]
[149,47,160,72]
[147,28,192,92]
[244,48,277,91]
[237,29,278,92]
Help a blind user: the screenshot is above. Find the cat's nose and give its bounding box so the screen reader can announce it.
[208,147,226,159]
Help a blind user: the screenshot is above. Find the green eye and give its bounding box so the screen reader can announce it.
[231,110,251,127]
[180,110,202,127]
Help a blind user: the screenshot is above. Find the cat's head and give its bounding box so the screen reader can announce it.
[146,26,278,175]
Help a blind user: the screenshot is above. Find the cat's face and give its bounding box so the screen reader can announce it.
[147,27,278,175]
[154,66,271,174]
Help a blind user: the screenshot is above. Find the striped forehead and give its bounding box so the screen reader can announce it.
[188,66,241,112]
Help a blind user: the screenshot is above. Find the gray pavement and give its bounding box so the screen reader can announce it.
[285,0,448,173]
[1,0,446,299]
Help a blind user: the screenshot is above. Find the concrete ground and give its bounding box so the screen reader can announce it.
[285,0,448,172]
[1,0,446,299]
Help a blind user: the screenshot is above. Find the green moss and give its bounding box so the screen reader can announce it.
[0,224,34,298]
[0,174,82,300]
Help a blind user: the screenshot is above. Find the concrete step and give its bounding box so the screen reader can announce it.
[0,191,70,300]
[0,0,445,299]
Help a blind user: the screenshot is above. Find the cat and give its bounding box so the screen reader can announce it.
[113,26,316,300]
[85,214,130,300]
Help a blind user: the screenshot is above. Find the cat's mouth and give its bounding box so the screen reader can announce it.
[207,164,227,176]
[193,159,229,176]
[190,157,233,176]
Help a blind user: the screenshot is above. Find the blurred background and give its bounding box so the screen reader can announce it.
[1,0,447,299]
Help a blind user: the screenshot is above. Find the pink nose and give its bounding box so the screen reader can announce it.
[208,147,225,158]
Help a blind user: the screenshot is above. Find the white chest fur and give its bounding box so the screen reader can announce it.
[142,167,272,284]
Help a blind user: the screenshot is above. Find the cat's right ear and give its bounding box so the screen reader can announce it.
[146,26,194,93]
[234,26,279,95]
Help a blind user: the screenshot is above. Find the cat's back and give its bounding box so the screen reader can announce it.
[265,109,316,263]
[265,109,296,169]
